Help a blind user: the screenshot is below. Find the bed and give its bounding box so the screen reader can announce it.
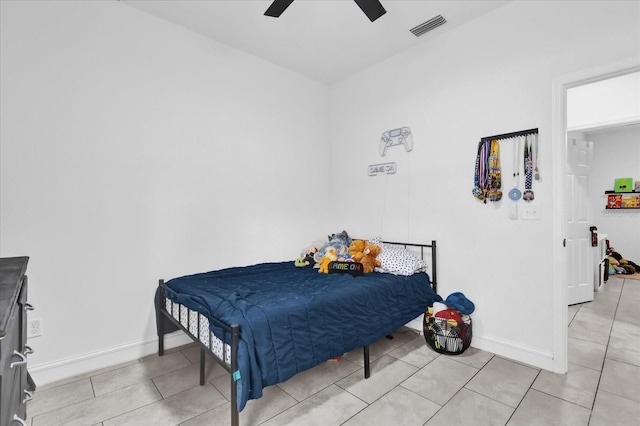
[155,239,440,426]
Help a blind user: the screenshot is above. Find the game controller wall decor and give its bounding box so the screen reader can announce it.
[380,127,413,156]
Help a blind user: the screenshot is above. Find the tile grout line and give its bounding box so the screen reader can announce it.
[585,279,623,423]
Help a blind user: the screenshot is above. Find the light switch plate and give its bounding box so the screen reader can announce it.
[509,203,518,219]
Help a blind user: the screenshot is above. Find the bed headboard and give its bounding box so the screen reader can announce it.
[381,240,437,294]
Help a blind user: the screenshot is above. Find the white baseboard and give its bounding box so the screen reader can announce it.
[29,331,193,387]
[29,331,556,388]
[412,319,553,370]
[470,334,555,372]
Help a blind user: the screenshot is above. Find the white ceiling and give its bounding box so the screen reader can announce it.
[122,0,511,83]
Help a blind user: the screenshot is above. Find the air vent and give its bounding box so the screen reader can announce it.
[410,15,446,37]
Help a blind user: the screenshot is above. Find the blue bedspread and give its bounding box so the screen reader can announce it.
[163,262,440,411]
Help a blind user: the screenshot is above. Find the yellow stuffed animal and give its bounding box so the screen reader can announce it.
[360,244,382,274]
[348,240,367,262]
[318,248,338,273]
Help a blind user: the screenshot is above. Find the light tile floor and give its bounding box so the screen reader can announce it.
[27,276,640,426]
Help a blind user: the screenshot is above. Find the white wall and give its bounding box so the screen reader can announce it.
[329,0,640,369]
[588,125,640,262]
[568,72,640,130]
[0,1,330,382]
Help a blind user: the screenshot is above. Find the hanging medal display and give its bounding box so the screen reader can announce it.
[472,141,484,200]
[474,128,538,207]
[508,136,522,201]
[523,135,535,201]
[533,133,540,181]
[487,139,502,202]
[472,140,490,203]
[480,141,490,202]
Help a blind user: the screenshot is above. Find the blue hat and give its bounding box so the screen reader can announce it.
[445,292,475,315]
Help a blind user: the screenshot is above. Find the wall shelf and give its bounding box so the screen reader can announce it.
[605,207,640,210]
[605,191,640,209]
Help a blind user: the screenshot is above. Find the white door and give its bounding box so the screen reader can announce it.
[566,136,594,305]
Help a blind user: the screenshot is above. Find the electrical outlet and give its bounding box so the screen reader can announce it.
[28,318,42,338]
[522,204,541,220]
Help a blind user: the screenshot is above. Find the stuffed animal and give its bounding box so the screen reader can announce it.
[607,249,640,275]
[348,240,367,262]
[301,241,324,265]
[607,256,620,275]
[297,240,325,268]
[314,231,352,264]
[318,248,338,274]
[360,243,382,274]
[294,253,315,268]
[609,250,640,274]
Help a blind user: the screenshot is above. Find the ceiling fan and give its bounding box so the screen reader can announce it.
[264,0,387,22]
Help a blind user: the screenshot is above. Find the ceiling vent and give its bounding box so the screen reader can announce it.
[410,15,446,37]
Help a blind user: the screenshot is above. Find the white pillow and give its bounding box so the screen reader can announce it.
[368,237,428,276]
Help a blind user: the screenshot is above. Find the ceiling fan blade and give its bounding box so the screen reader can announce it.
[353,0,386,22]
[264,0,295,17]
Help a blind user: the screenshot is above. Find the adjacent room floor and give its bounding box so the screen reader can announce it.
[26,276,639,426]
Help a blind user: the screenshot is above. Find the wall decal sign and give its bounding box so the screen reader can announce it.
[368,162,397,176]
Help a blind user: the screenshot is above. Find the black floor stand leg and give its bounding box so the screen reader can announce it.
[157,280,165,356]
[200,349,206,385]
[363,346,370,379]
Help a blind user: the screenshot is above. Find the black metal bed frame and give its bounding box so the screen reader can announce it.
[156,240,437,426]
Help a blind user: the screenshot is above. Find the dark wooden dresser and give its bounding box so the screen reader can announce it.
[0,257,35,426]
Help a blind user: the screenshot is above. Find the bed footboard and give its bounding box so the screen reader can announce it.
[156,279,240,426]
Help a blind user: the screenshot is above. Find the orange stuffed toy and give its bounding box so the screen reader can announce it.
[318,248,338,273]
[360,243,382,274]
[348,239,367,262]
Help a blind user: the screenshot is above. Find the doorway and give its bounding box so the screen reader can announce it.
[564,72,640,306]
[551,58,640,374]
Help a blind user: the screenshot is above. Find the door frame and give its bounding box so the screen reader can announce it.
[551,57,640,374]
